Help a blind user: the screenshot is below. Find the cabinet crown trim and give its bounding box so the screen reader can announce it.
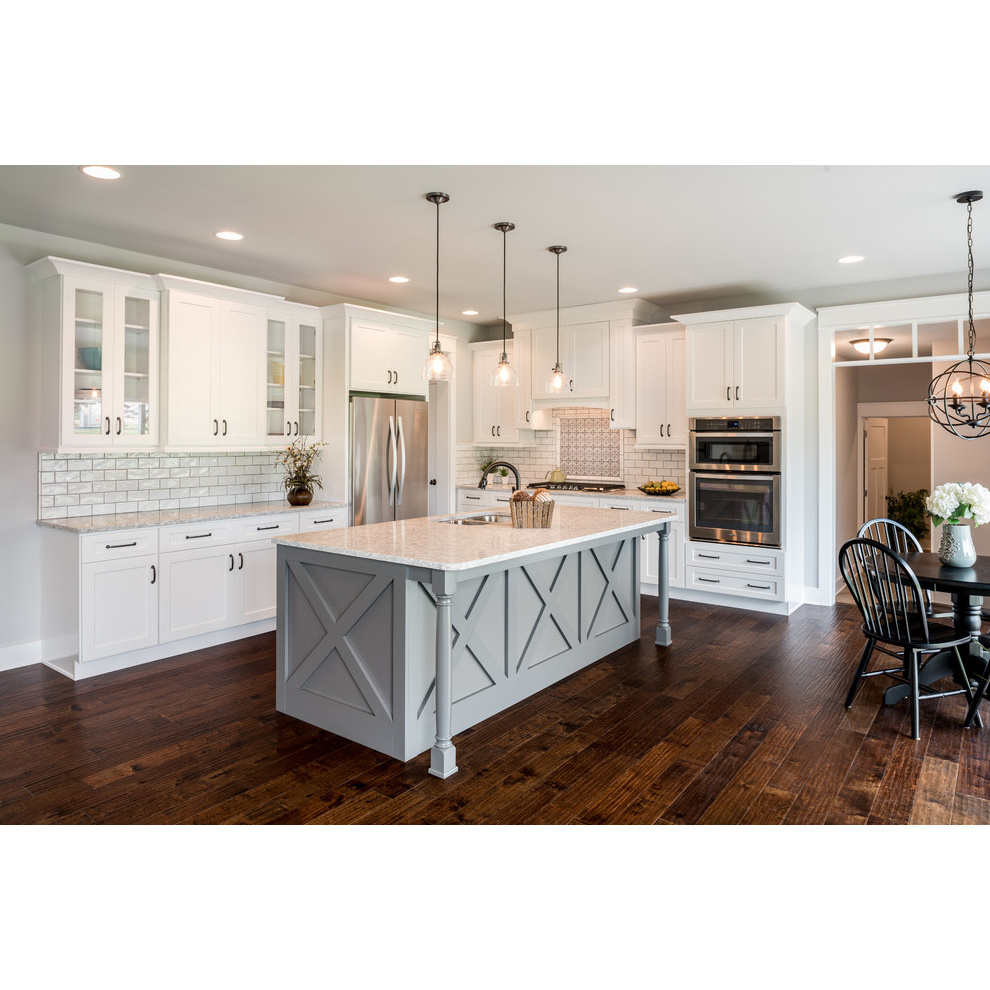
[155,273,285,304]
[319,302,434,330]
[26,255,159,286]
[509,298,661,329]
[672,302,816,326]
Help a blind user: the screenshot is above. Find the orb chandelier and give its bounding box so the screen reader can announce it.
[928,190,990,439]
[421,191,453,382]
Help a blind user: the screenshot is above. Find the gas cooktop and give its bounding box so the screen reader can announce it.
[527,482,627,492]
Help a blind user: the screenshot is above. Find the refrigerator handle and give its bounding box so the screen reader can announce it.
[387,415,397,506]
[396,416,406,506]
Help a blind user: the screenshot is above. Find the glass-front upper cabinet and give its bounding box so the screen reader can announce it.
[28,258,160,451]
[266,306,321,445]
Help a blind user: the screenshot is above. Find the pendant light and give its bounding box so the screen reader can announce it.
[490,221,518,386]
[928,190,990,439]
[421,191,454,382]
[546,245,568,392]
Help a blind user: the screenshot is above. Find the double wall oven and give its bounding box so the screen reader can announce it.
[689,416,782,547]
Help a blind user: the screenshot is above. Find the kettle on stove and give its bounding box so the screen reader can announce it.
[546,467,566,483]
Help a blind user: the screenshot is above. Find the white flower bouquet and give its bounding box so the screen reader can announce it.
[275,436,326,491]
[925,481,990,527]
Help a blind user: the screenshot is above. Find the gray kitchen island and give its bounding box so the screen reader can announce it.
[273,504,678,777]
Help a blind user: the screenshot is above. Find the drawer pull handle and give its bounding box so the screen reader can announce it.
[465,495,481,500]
[610,506,630,510]
[312,518,334,524]
[747,583,772,590]
[256,524,280,531]
[106,541,137,549]
[698,577,720,584]
[698,552,720,560]
[746,559,771,565]
[185,532,212,540]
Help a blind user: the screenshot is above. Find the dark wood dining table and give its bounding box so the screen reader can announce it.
[886,552,990,714]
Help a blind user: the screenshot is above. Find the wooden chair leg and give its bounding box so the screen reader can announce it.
[845,639,875,709]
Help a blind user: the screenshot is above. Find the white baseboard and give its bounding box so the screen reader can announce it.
[0,639,42,673]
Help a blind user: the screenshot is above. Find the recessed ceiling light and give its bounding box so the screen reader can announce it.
[618,286,637,294]
[388,275,409,283]
[462,310,479,316]
[838,255,865,264]
[79,165,121,180]
[215,230,244,241]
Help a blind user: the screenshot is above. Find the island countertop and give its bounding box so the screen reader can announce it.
[273,504,680,571]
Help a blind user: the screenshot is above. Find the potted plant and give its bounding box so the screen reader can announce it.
[926,481,990,567]
[496,466,510,485]
[276,436,326,506]
[885,488,929,544]
[476,447,498,482]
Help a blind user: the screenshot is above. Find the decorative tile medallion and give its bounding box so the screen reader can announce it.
[557,417,623,480]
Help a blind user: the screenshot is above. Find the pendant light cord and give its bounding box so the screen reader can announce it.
[967,196,976,357]
[555,248,560,364]
[435,197,441,347]
[502,225,508,354]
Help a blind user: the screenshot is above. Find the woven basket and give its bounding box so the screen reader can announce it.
[509,489,555,528]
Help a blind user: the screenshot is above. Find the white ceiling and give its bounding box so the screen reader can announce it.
[1,164,988,324]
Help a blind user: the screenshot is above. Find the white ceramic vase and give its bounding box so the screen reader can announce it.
[936,523,977,568]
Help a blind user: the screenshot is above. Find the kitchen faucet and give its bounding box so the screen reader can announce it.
[478,461,520,491]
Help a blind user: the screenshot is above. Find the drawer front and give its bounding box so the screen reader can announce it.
[234,512,297,543]
[685,566,782,600]
[160,520,235,551]
[298,510,349,533]
[81,528,159,564]
[456,491,491,511]
[688,542,782,575]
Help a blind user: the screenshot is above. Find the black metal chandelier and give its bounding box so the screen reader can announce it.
[928,190,990,439]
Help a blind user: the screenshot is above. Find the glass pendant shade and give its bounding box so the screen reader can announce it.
[491,351,518,386]
[928,191,990,439]
[422,339,453,381]
[422,191,452,382]
[491,221,517,387]
[546,362,566,392]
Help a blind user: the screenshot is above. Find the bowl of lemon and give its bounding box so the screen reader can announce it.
[637,480,680,497]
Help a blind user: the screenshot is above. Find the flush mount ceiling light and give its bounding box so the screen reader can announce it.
[850,337,892,355]
[421,192,453,382]
[546,245,568,392]
[215,230,244,241]
[79,165,121,180]
[838,255,865,264]
[928,190,990,439]
[491,221,518,387]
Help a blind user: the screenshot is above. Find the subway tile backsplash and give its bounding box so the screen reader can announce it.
[37,451,287,520]
[458,407,685,489]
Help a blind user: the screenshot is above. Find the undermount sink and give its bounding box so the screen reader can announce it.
[436,512,510,526]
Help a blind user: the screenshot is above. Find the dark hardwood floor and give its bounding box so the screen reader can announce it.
[2,597,989,825]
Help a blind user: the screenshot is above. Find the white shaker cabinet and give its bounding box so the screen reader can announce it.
[531,321,610,400]
[510,328,552,431]
[266,303,322,444]
[161,287,269,448]
[350,318,430,397]
[471,341,521,444]
[682,315,785,411]
[29,257,160,451]
[608,319,637,429]
[634,325,686,447]
[79,530,159,662]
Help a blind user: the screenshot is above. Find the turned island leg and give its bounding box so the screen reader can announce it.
[655,523,672,647]
[430,570,458,778]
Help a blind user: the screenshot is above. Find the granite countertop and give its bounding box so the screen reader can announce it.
[275,504,680,571]
[456,483,685,502]
[36,500,349,535]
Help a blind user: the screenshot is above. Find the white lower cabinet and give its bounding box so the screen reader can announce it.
[684,541,783,601]
[46,505,350,679]
[79,530,159,662]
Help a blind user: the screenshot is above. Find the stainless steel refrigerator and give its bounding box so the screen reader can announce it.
[350,394,430,525]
